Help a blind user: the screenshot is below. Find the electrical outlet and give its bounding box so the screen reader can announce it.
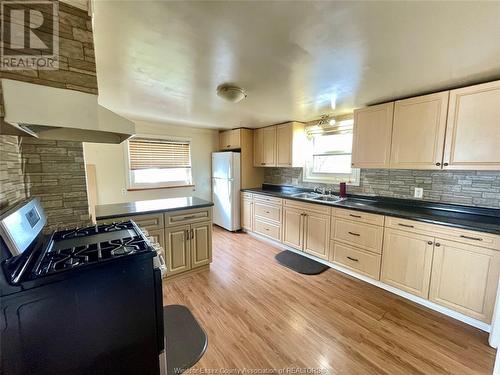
[121,188,127,196]
[414,187,423,199]
[291,178,299,186]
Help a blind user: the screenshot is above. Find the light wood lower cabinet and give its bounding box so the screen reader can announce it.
[191,221,212,268]
[304,211,330,260]
[429,239,500,323]
[147,229,165,251]
[380,228,434,298]
[165,221,212,277]
[333,219,383,254]
[282,207,303,250]
[331,241,381,280]
[165,224,191,277]
[281,206,330,260]
[253,218,281,241]
[241,198,253,231]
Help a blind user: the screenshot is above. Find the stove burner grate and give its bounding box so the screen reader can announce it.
[52,221,139,241]
[35,233,151,277]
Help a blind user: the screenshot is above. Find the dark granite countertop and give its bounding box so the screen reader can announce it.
[95,197,214,220]
[242,184,500,235]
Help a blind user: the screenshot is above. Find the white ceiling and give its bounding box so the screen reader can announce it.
[92,1,500,129]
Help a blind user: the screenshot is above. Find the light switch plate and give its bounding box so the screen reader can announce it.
[291,178,299,185]
[414,187,423,199]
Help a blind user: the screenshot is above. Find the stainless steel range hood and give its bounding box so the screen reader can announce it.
[1,79,135,144]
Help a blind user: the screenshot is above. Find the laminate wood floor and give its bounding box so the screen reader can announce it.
[163,226,496,374]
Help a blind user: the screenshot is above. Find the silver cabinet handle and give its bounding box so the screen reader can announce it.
[348,231,360,237]
[346,256,359,262]
[460,235,483,241]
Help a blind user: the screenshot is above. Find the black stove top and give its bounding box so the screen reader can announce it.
[33,221,152,277]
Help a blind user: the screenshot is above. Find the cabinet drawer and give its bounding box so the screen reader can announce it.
[254,202,282,223]
[385,216,500,250]
[334,208,384,226]
[253,194,282,206]
[98,213,164,230]
[331,241,381,280]
[254,218,281,241]
[283,199,331,215]
[165,208,212,227]
[241,192,253,201]
[333,219,383,254]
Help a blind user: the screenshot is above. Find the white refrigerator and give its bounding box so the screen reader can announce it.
[212,152,241,231]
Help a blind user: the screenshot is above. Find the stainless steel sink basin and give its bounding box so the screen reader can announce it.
[290,192,320,199]
[313,196,341,202]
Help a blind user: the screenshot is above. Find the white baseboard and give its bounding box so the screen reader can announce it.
[246,230,491,333]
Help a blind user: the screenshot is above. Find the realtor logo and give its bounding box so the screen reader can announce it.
[1,0,59,70]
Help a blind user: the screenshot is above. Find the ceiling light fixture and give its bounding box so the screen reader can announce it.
[216,84,247,103]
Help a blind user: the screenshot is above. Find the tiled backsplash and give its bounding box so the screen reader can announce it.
[264,168,500,209]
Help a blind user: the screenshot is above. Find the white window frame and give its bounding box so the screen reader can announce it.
[123,134,194,190]
[302,121,360,186]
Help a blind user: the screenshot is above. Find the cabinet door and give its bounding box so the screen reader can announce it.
[229,129,241,149]
[381,228,434,298]
[429,239,500,323]
[443,80,500,170]
[219,131,230,150]
[352,102,394,168]
[165,225,191,276]
[304,211,330,260]
[262,126,276,166]
[147,228,165,253]
[241,199,253,231]
[390,92,449,169]
[282,207,304,250]
[253,128,264,166]
[190,221,212,269]
[276,123,292,167]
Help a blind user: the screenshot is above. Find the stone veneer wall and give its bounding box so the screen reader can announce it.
[20,138,90,231]
[264,168,500,209]
[0,135,26,210]
[0,2,97,230]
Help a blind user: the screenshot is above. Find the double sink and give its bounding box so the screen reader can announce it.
[290,192,342,203]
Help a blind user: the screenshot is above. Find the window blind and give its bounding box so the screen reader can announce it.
[128,138,191,170]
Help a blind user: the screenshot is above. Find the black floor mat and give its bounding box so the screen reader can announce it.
[164,304,207,375]
[275,250,329,275]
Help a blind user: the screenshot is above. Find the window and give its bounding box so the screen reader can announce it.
[126,137,192,189]
[303,119,360,185]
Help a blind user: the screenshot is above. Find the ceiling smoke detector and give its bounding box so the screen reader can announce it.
[216,84,247,103]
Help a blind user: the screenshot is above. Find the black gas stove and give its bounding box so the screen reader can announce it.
[0,199,165,375]
[33,221,152,277]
